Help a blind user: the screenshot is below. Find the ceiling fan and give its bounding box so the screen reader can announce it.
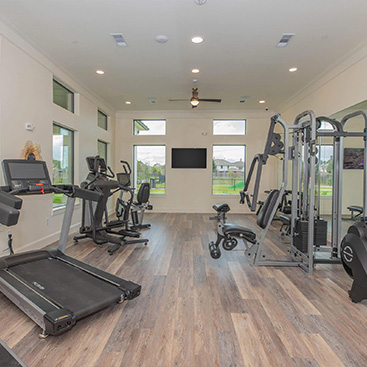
[169,88,221,108]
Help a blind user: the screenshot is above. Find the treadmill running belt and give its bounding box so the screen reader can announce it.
[10,258,124,319]
[0,340,26,367]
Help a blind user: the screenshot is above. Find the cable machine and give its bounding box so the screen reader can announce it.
[213,110,367,275]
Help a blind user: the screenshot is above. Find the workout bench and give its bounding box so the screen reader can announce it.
[347,205,363,220]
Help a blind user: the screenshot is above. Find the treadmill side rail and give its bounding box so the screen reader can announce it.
[0,339,28,367]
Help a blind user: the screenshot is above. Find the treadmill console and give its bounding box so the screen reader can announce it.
[2,159,52,193]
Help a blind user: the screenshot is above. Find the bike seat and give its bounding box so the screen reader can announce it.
[223,224,256,243]
[212,203,230,213]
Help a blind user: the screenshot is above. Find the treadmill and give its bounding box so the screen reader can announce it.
[0,159,141,338]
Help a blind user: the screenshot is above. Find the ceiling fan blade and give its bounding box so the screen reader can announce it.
[169,99,190,102]
[198,99,222,103]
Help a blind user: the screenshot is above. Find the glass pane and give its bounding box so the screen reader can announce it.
[319,121,334,131]
[213,145,246,195]
[98,110,108,130]
[133,120,166,135]
[134,145,166,194]
[98,140,108,164]
[213,120,246,135]
[318,145,333,196]
[52,124,74,208]
[53,80,74,113]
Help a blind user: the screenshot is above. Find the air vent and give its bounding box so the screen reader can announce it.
[111,33,128,47]
[276,33,295,47]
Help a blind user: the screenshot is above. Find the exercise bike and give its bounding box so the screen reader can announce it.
[114,160,153,231]
[341,218,367,303]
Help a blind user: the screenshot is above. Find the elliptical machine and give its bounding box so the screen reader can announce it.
[74,156,148,255]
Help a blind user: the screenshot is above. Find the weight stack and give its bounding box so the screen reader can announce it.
[293,219,328,253]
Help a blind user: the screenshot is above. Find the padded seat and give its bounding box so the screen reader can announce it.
[347,205,363,212]
[213,203,230,213]
[279,214,291,225]
[223,224,256,243]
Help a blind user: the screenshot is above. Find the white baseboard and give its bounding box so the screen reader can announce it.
[15,222,81,253]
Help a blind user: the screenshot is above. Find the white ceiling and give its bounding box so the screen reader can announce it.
[1,0,367,111]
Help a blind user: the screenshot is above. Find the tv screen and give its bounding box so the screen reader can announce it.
[172,148,207,169]
[344,148,364,169]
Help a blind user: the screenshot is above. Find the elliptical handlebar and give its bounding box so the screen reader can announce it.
[120,160,132,175]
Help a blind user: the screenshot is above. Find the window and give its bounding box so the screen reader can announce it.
[52,124,74,208]
[133,120,166,135]
[53,79,74,113]
[98,110,108,130]
[212,145,246,195]
[133,145,166,194]
[98,140,108,164]
[318,145,333,196]
[318,121,334,131]
[213,120,246,135]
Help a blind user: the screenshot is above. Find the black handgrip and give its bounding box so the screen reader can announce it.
[0,190,23,209]
[120,160,132,175]
[0,202,20,226]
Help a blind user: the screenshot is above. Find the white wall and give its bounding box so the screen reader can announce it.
[0,24,116,253]
[115,110,278,214]
[278,44,367,215]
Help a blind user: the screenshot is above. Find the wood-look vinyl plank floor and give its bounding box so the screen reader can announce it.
[1,213,366,367]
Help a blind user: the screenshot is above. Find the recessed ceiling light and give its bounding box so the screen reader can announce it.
[193,79,198,83]
[96,70,104,75]
[125,101,131,105]
[289,67,298,72]
[192,69,200,74]
[259,100,265,104]
[156,35,168,43]
[191,36,203,44]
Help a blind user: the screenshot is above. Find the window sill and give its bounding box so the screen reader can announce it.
[52,202,80,216]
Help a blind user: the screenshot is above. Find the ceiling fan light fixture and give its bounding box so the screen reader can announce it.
[190,98,200,107]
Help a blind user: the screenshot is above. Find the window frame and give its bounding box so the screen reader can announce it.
[133,119,167,136]
[133,144,166,195]
[213,119,247,136]
[98,110,108,130]
[53,79,75,113]
[52,123,75,209]
[97,139,108,165]
[212,144,246,196]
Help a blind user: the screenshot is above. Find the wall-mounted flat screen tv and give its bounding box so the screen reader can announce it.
[343,148,364,169]
[172,148,207,169]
